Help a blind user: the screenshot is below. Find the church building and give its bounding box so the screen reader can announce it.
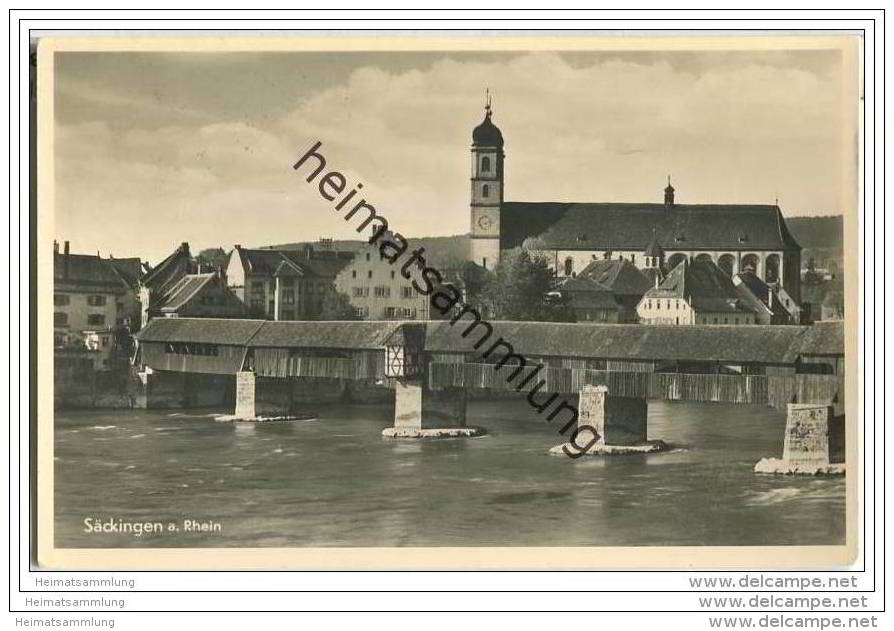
[468,102,802,303]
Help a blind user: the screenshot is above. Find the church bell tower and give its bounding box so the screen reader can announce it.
[469,92,504,271]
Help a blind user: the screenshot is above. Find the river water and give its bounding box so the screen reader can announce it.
[54,399,845,548]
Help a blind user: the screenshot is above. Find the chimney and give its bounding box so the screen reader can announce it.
[53,240,59,254]
[63,240,70,279]
[64,240,69,255]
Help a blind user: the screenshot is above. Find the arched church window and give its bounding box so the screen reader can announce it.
[481,156,491,173]
[564,257,573,276]
[482,184,489,198]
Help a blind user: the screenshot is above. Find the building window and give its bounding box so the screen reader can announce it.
[367,270,373,279]
[482,184,489,198]
[354,306,368,318]
[374,286,391,298]
[401,286,415,299]
[54,294,70,306]
[164,342,219,356]
[282,289,295,305]
[482,257,487,268]
[384,307,398,319]
[54,312,68,326]
[482,156,491,173]
[87,295,107,307]
[631,254,636,265]
[352,270,357,279]
[390,270,396,279]
[366,252,371,261]
[564,257,573,276]
[87,314,105,326]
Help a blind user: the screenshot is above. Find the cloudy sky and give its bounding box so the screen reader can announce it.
[54,47,849,264]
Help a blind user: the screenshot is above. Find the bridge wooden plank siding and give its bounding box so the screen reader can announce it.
[134,318,844,408]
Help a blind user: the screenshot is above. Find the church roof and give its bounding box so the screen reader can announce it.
[643,233,665,257]
[499,202,801,252]
[472,111,504,147]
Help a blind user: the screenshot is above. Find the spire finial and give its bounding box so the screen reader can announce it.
[485,88,492,116]
[667,174,671,187]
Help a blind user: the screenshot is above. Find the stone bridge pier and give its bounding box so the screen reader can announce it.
[754,403,845,475]
[228,371,351,421]
[382,378,481,438]
[551,385,667,456]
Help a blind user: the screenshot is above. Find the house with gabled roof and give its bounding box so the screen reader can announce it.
[555,276,629,323]
[139,242,196,328]
[226,243,354,320]
[154,271,248,319]
[53,240,142,335]
[53,240,144,366]
[637,259,758,326]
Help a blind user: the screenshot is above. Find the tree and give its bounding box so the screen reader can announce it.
[195,247,228,271]
[457,260,491,304]
[803,256,824,285]
[479,248,573,322]
[318,291,361,321]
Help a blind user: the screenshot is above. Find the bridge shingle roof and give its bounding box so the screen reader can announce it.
[246,320,404,350]
[136,317,265,345]
[136,318,844,365]
[423,320,822,365]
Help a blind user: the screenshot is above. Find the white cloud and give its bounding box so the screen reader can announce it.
[54,51,846,262]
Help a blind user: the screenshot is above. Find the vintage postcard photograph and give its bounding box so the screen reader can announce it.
[36,34,860,569]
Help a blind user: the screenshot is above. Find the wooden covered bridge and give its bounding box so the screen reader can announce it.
[134,317,844,452]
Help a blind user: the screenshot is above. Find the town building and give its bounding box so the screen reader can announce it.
[333,247,432,320]
[467,103,802,304]
[53,240,142,351]
[152,271,248,319]
[732,271,801,325]
[637,259,757,326]
[139,242,196,328]
[226,244,354,320]
[555,276,627,323]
